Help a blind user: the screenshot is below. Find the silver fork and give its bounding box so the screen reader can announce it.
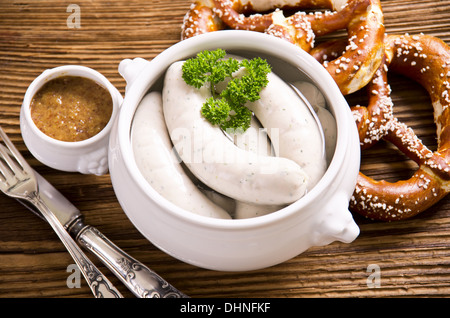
[0,127,123,298]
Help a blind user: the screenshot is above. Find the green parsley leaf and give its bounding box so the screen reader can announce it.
[200,97,231,126]
[182,49,271,132]
[182,49,240,89]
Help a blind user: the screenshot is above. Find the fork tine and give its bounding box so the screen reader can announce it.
[0,127,35,193]
[0,143,24,178]
[0,127,32,173]
[0,144,16,182]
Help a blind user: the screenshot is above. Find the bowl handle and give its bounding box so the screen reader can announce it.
[118,57,150,92]
[309,191,360,247]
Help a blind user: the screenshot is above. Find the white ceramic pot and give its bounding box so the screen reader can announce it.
[20,65,123,175]
[109,31,361,271]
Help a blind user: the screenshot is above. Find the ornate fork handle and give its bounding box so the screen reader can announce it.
[74,222,188,298]
[31,195,123,298]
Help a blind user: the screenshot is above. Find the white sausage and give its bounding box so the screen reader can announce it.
[131,91,231,219]
[293,81,326,109]
[246,73,327,190]
[201,188,236,215]
[229,117,274,156]
[231,117,285,218]
[162,61,308,205]
[293,81,337,165]
[234,202,282,219]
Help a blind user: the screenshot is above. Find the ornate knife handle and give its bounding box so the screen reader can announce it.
[74,221,188,298]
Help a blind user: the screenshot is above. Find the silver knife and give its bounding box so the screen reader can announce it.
[19,172,188,298]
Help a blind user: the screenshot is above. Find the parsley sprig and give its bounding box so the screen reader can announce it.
[182,49,271,132]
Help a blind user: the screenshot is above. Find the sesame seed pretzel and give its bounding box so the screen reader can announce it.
[181,0,385,95]
[348,34,450,221]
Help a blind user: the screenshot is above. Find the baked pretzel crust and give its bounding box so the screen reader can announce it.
[350,34,450,221]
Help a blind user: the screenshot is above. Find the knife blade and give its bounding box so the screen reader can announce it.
[18,171,188,298]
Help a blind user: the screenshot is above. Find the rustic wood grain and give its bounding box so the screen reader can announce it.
[0,0,449,298]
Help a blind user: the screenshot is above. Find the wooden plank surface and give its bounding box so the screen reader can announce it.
[0,0,449,298]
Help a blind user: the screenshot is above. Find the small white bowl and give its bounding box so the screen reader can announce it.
[20,65,123,175]
[109,31,361,271]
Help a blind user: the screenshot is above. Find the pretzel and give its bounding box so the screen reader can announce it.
[181,0,385,95]
[312,40,394,150]
[268,0,385,95]
[181,0,312,38]
[182,0,331,38]
[348,34,450,221]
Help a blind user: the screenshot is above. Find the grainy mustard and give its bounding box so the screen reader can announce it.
[30,76,113,142]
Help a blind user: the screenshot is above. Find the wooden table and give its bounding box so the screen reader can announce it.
[0,0,449,298]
